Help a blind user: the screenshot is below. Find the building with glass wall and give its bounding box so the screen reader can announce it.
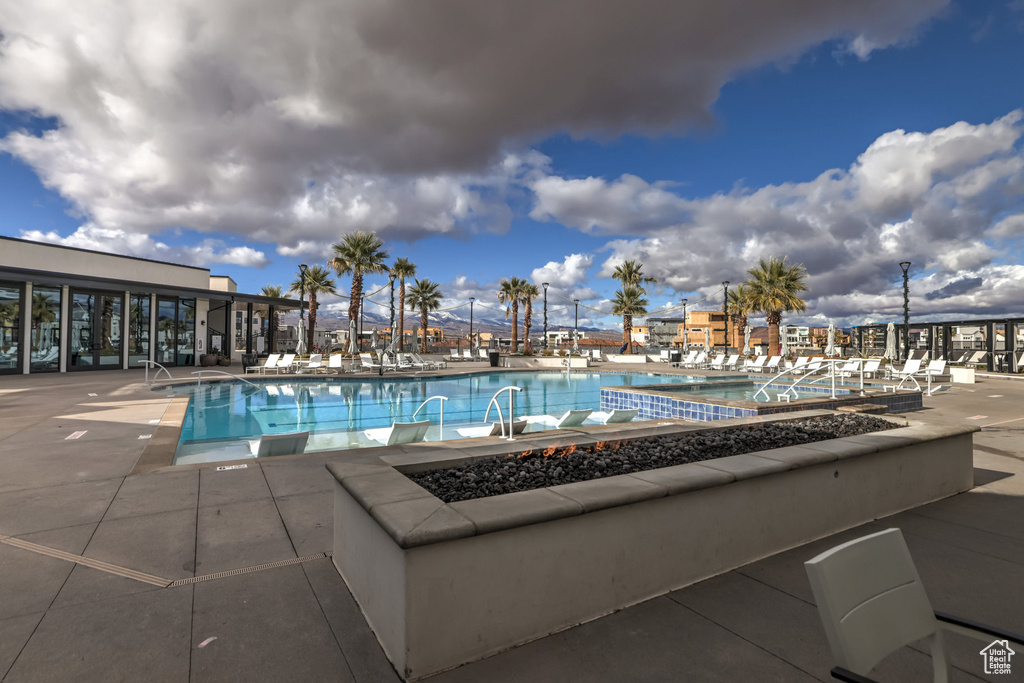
[0,236,295,375]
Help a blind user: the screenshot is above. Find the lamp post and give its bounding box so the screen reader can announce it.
[469,297,475,351]
[298,264,308,354]
[899,261,911,362]
[542,282,549,351]
[573,299,580,351]
[681,298,687,351]
[722,281,729,352]
[359,295,364,353]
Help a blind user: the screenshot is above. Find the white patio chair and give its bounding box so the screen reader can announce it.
[327,354,346,374]
[723,354,740,370]
[687,351,708,369]
[245,353,280,374]
[364,420,431,446]
[525,409,593,429]
[588,408,639,424]
[267,353,296,374]
[762,356,782,373]
[890,358,922,380]
[251,431,309,458]
[358,353,381,371]
[449,349,462,362]
[707,354,726,370]
[744,355,767,372]
[462,349,474,361]
[925,359,947,377]
[805,528,1024,683]
[304,353,325,374]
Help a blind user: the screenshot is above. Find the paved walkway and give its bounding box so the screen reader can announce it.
[1,365,1022,681]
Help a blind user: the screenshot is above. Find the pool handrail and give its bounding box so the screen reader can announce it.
[483,386,524,440]
[191,370,258,388]
[136,359,173,386]
[753,357,850,402]
[412,395,448,440]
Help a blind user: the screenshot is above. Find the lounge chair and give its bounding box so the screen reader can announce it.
[924,359,946,377]
[805,528,1024,683]
[588,408,639,424]
[723,354,740,370]
[364,420,431,446]
[889,358,922,380]
[327,354,346,374]
[455,418,529,438]
[707,354,726,370]
[462,349,474,361]
[358,353,381,371]
[266,353,296,374]
[761,356,782,374]
[304,353,325,374]
[380,353,401,372]
[674,350,697,368]
[396,353,424,370]
[412,352,444,370]
[245,353,280,374]
[788,356,809,372]
[686,351,708,369]
[477,348,488,360]
[526,409,594,429]
[591,349,604,362]
[251,431,309,458]
[744,355,767,372]
[449,349,462,362]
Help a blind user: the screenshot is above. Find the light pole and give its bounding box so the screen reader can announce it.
[359,295,364,353]
[542,282,549,351]
[469,297,475,351]
[573,299,580,351]
[899,261,911,362]
[298,263,308,354]
[722,281,729,353]
[681,298,687,351]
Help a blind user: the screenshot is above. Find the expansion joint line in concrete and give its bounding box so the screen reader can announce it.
[0,533,333,589]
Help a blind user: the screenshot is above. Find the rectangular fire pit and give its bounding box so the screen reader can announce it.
[326,410,976,680]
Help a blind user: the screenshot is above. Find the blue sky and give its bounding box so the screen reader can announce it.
[1,0,1023,329]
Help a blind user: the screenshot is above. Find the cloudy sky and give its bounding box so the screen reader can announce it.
[1,0,1023,329]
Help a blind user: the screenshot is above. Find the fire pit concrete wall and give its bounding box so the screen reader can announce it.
[327,412,976,680]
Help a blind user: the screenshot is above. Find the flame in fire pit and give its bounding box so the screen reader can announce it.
[594,440,622,452]
[542,444,558,457]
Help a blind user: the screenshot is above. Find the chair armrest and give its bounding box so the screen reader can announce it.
[935,611,1024,647]
[831,666,880,683]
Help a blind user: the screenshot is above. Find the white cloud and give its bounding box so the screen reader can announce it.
[530,253,594,289]
[0,0,946,247]
[19,224,270,269]
[530,112,1024,324]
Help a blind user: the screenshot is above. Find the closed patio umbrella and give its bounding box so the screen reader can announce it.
[295,319,307,356]
[883,322,897,362]
[825,322,836,357]
[780,333,790,357]
[370,328,378,349]
[348,319,357,354]
[743,327,751,355]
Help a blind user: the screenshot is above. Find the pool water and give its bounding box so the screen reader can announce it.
[170,370,729,464]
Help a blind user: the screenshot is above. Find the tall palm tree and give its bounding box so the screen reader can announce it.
[727,283,753,351]
[290,266,336,353]
[611,286,649,353]
[329,231,390,328]
[390,257,416,351]
[260,285,283,351]
[612,259,655,353]
[498,277,528,353]
[406,278,443,353]
[520,283,540,354]
[744,256,808,355]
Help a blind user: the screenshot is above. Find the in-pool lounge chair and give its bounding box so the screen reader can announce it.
[455,418,529,438]
[526,409,594,429]
[251,431,309,458]
[364,420,431,446]
[245,353,281,374]
[588,408,639,424]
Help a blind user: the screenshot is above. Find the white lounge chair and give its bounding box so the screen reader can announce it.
[744,355,767,372]
[462,349,474,361]
[304,353,325,374]
[449,349,462,362]
[890,358,922,380]
[455,418,528,438]
[675,350,697,368]
[245,353,280,374]
[526,409,594,429]
[789,356,810,372]
[805,528,1024,683]
[358,353,381,371]
[924,359,947,377]
[411,352,444,370]
[251,431,309,458]
[687,351,708,369]
[707,354,726,370]
[364,420,431,446]
[723,354,740,370]
[761,356,782,373]
[327,354,346,374]
[266,353,296,374]
[588,408,639,424]
[591,349,604,362]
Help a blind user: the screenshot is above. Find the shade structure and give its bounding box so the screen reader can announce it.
[883,321,897,361]
[295,319,307,356]
[825,321,836,357]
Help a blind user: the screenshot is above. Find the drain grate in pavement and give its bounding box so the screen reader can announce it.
[0,534,171,587]
[168,552,333,586]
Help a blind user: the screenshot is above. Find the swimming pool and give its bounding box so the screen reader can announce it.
[171,370,730,465]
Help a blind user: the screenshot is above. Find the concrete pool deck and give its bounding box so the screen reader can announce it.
[1,361,1023,681]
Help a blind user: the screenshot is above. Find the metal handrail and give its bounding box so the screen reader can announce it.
[191,370,258,387]
[483,386,523,441]
[136,360,173,386]
[412,395,448,440]
[753,358,850,402]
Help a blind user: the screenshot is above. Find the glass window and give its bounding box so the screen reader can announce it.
[31,286,61,372]
[0,282,21,374]
[177,299,195,366]
[97,294,122,367]
[157,299,177,365]
[128,295,151,368]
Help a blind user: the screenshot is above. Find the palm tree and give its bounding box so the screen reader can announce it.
[520,283,540,354]
[260,285,283,351]
[406,279,443,353]
[611,286,649,353]
[727,283,753,351]
[498,277,528,353]
[329,231,390,329]
[611,259,655,353]
[744,256,808,355]
[390,257,416,351]
[290,266,336,353]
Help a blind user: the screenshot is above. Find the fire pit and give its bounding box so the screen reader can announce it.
[327,410,977,681]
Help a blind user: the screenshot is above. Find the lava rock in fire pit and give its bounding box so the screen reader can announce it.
[406,414,899,503]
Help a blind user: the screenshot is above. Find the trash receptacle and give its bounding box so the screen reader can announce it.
[669,350,681,364]
[242,353,258,372]
[489,351,500,367]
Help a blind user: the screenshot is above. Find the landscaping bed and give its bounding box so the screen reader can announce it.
[408,414,898,502]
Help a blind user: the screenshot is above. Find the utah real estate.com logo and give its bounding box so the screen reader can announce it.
[980,639,1015,675]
